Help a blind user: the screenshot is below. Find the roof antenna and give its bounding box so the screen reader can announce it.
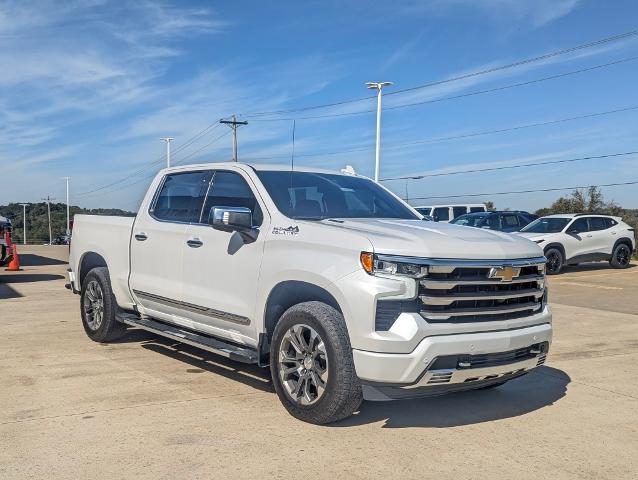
[289,119,296,216]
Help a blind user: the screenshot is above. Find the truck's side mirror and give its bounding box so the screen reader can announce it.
[209,206,258,242]
[567,227,580,234]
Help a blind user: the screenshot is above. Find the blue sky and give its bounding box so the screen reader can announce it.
[2,0,637,211]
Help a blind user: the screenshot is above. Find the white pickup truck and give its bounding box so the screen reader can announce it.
[67,163,552,424]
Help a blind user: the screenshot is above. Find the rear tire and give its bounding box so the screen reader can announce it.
[270,301,363,424]
[80,267,127,342]
[545,248,564,275]
[610,243,632,269]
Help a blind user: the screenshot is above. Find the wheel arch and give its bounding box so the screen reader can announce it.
[544,242,566,260]
[78,251,108,287]
[258,280,344,366]
[263,281,343,339]
[613,237,634,252]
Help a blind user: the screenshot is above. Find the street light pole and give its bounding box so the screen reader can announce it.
[63,177,70,236]
[19,203,28,245]
[41,196,55,245]
[160,137,174,168]
[365,81,393,183]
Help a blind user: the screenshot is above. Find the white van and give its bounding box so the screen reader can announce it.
[414,204,487,223]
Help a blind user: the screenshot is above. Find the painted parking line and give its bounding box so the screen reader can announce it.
[552,281,623,290]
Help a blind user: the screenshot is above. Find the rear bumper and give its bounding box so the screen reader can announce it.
[353,322,551,400]
[65,268,79,294]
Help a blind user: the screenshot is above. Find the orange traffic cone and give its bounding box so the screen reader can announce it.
[5,244,21,271]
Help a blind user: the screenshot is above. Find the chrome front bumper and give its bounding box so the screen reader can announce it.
[404,351,546,389]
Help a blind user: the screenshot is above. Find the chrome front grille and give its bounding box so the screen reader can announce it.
[418,259,546,323]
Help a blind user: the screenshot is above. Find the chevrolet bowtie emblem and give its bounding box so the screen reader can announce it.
[488,266,521,282]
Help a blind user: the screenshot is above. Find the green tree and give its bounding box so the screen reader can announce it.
[0,202,135,244]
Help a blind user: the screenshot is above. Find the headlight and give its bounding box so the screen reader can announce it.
[360,252,428,278]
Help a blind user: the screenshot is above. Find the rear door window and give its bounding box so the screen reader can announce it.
[569,218,590,232]
[469,206,485,213]
[503,214,520,228]
[152,171,210,223]
[452,206,467,219]
[433,207,450,221]
[486,215,500,229]
[589,217,607,231]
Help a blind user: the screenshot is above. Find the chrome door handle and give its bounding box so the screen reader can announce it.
[134,233,148,241]
[186,238,203,248]
[586,234,593,238]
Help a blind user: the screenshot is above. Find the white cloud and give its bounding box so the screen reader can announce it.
[397,0,580,29]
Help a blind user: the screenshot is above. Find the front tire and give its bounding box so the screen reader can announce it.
[545,248,564,275]
[80,267,126,342]
[610,243,632,269]
[270,301,362,424]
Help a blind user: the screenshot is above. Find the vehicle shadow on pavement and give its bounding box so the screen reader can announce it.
[137,334,274,393]
[17,254,68,266]
[560,263,636,274]
[335,366,570,429]
[0,273,65,301]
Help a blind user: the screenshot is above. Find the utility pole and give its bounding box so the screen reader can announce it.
[19,203,28,245]
[220,115,248,162]
[41,196,55,245]
[365,81,393,182]
[160,137,174,168]
[63,177,70,236]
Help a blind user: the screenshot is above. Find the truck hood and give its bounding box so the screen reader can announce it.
[320,218,543,260]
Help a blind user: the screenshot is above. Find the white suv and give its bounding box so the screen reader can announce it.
[517,214,635,274]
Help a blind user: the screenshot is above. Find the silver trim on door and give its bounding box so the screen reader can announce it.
[132,289,251,326]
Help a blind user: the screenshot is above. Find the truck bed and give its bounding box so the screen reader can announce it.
[69,214,136,310]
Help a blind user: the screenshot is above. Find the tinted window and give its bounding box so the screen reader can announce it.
[589,217,607,231]
[503,214,519,227]
[469,206,486,213]
[256,171,418,220]
[604,218,617,229]
[452,206,467,218]
[415,207,431,216]
[433,207,450,222]
[450,213,488,227]
[153,171,209,223]
[202,171,263,226]
[520,218,570,233]
[569,218,589,233]
[486,215,500,229]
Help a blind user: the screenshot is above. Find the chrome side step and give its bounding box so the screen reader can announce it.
[118,313,258,364]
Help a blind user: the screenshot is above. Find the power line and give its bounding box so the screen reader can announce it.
[243,105,638,161]
[247,56,638,122]
[79,130,233,199]
[387,30,638,97]
[75,122,223,197]
[241,30,638,119]
[381,151,638,181]
[407,181,638,201]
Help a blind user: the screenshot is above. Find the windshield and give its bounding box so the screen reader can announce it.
[256,171,419,220]
[450,213,488,227]
[520,217,570,233]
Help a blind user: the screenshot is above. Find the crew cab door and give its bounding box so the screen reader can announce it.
[179,169,268,346]
[129,170,211,320]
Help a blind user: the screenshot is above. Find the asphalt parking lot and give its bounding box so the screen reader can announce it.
[1,246,637,479]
